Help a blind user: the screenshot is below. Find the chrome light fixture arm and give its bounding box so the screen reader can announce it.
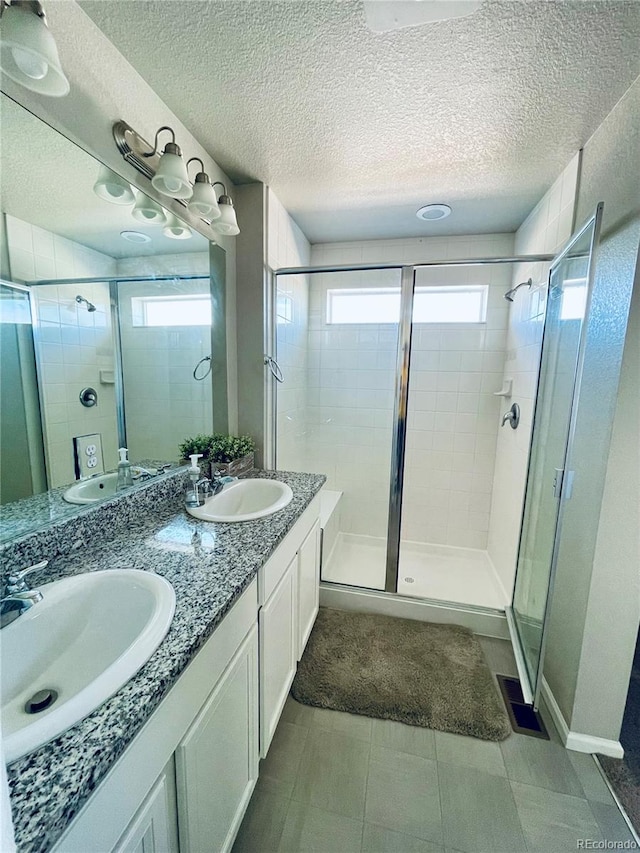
[111,121,237,235]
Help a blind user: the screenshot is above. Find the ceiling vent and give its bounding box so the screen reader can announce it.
[363,1,483,33]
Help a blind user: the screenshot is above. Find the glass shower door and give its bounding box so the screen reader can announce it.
[511,206,602,705]
[274,267,402,591]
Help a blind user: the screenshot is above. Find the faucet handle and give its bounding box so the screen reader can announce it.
[7,559,49,592]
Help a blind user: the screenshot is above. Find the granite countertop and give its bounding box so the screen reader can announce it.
[7,469,326,853]
[0,460,179,545]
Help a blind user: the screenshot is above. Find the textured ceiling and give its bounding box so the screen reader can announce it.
[81,1,640,243]
[0,95,208,261]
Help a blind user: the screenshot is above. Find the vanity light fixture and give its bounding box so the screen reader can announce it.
[212,183,240,236]
[0,0,70,96]
[93,165,135,206]
[112,120,240,237]
[163,213,192,240]
[131,192,167,225]
[145,126,192,200]
[186,158,221,219]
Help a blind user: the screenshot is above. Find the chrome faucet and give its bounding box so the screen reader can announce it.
[1,559,48,628]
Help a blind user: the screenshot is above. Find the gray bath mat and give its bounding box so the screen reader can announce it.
[291,607,511,742]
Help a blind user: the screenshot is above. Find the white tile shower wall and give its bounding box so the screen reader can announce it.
[116,278,213,464]
[115,253,211,462]
[487,153,580,596]
[307,234,514,546]
[268,189,311,472]
[5,215,119,488]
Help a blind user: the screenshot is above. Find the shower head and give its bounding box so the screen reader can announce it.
[76,294,97,312]
[504,278,533,302]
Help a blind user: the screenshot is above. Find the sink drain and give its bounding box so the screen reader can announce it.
[404,577,415,583]
[25,689,58,714]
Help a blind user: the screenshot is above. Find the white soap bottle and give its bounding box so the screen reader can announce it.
[185,453,203,507]
[117,447,133,490]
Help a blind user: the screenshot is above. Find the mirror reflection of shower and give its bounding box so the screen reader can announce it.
[75,294,96,312]
[504,278,533,301]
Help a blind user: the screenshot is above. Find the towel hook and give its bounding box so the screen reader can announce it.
[193,355,212,381]
[264,355,284,383]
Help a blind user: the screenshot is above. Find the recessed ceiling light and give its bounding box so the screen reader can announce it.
[416,204,452,221]
[120,230,151,244]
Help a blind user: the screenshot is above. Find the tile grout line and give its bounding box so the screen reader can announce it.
[359,723,374,853]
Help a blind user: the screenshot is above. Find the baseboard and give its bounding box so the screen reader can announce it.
[541,677,624,758]
[319,583,509,639]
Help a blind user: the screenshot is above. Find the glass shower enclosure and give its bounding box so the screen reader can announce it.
[272,254,532,609]
[510,205,603,706]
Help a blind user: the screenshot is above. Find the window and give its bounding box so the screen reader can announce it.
[559,278,588,321]
[326,285,488,324]
[131,295,212,327]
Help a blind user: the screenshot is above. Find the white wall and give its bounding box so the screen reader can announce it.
[6,214,119,488]
[487,155,580,594]
[545,77,640,744]
[307,234,513,547]
[268,190,311,472]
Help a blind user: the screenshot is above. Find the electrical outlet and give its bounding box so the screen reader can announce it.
[73,434,105,480]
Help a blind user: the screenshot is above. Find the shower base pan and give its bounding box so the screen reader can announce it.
[322,531,509,611]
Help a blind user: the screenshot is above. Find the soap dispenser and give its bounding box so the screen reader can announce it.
[117,447,133,490]
[185,453,204,508]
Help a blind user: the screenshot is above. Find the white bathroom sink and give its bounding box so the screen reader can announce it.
[186,478,293,523]
[1,569,175,763]
[63,473,119,504]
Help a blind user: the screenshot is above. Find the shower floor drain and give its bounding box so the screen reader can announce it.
[403,577,415,583]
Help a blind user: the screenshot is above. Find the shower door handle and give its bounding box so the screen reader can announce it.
[553,468,575,500]
[264,355,284,383]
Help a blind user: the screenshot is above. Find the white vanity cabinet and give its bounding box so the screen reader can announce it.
[297,520,321,659]
[175,625,258,853]
[54,581,259,853]
[257,496,321,757]
[259,555,297,754]
[113,763,179,853]
[52,493,321,853]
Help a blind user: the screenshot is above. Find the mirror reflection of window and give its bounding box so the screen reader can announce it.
[0,91,220,540]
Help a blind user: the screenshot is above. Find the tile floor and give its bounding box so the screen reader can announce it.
[233,636,637,853]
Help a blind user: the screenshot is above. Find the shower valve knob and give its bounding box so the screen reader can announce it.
[501,403,520,429]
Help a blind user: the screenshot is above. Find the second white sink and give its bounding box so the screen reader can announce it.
[63,473,118,504]
[186,478,293,523]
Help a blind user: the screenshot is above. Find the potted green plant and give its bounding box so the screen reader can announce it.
[209,434,256,478]
[178,433,256,478]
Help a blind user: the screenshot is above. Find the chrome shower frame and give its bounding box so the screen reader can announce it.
[271,252,554,596]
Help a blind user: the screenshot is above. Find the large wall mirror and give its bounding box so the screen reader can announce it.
[0,93,227,543]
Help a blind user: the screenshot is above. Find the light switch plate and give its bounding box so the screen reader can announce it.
[73,433,105,480]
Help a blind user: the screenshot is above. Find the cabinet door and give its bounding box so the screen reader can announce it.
[297,520,320,660]
[175,626,259,853]
[259,556,297,757]
[113,764,179,853]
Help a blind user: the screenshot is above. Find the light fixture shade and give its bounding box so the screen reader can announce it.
[0,2,70,97]
[132,193,167,225]
[163,213,192,240]
[214,196,240,236]
[187,178,220,219]
[151,145,192,199]
[93,165,135,205]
